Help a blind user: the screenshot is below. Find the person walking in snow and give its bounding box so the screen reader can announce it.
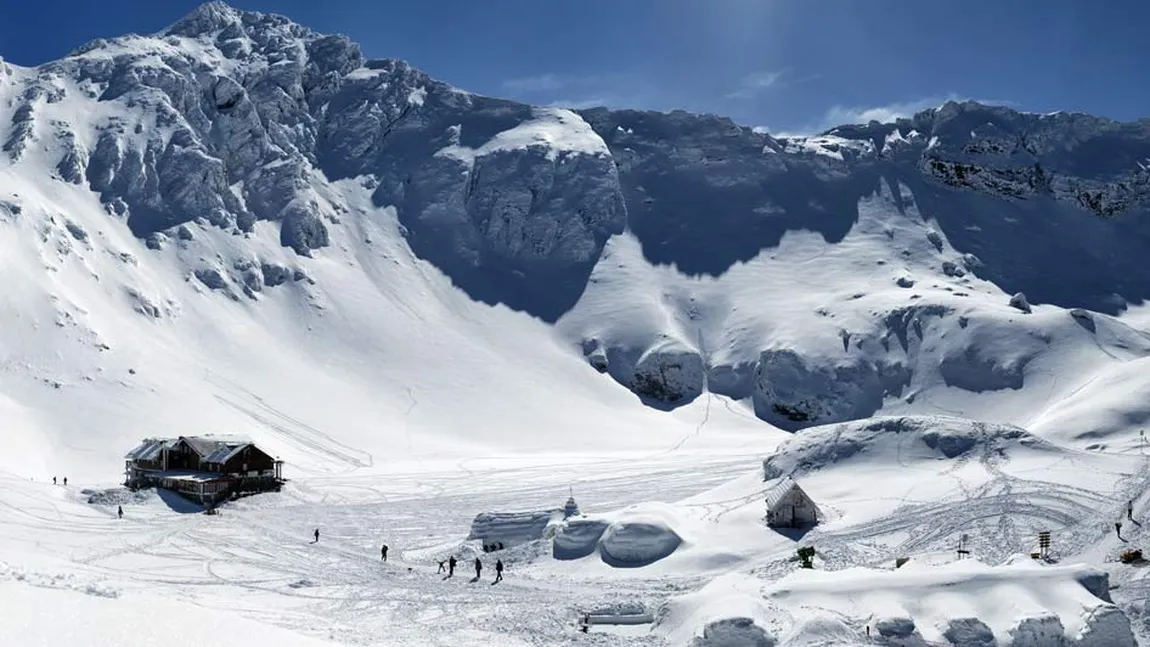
[52,476,56,485]
[494,559,503,583]
[381,544,388,561]
[62,477,67,486]
[117,505,123,519]
[1129,500,1135,520]
[1116,521,1123,539]
[474,557,482,580]
[448,555,456,577]
[437,559,446,573]
[313,528,320,543]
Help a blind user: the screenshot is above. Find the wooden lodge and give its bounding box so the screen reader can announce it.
[124,435,284,506]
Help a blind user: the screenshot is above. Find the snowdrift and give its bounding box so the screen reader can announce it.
[552,503,685,568]
[761,415,1050,480]
[655,562,1136,647]
[467,509,564,547]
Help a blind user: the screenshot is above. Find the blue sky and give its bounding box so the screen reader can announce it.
[2,0,1147,134]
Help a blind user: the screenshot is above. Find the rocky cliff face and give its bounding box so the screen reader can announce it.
[5,1,1150,431]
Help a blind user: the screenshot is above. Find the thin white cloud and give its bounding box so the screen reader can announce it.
[500,73,569,93]
[499,72,657,112]
[546,98,613,110]
[724,70,786,100]
[770,94,1016,136]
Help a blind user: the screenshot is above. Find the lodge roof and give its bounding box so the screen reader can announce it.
[125,435,266,463]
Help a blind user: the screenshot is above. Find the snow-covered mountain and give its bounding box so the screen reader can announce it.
[5,2,1150,480]
[5,2,1150,479]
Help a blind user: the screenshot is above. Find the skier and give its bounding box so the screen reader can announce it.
[1116,521,1123,539]
[52,476,56,485]
[381,544,388,561]
[448,555,457,577]
[117,505,123,519]
[1129,500,1135,520]
[313,528,320,543]
[437,559,446,574]
[494,559,503,583]
[474,557,482,580]
[63,477,67,486]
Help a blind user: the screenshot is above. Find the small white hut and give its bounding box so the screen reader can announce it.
[765,477,820,528]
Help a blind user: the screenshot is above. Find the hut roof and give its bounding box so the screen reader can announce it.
[764,476,818,513]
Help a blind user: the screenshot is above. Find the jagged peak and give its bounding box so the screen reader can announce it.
[164,1,244,37]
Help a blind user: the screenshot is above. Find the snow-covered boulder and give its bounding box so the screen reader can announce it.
[874,616,918,642]
[1009,292,1032,314]
[630,346,705,406]
[599,517,683,568]
[692,618,776,647]
[1073,605,1137,647]
[943,617,996,646]
[467,509,563,548]
[751,349,907,430]
[552,518,609,560]
[1008,615,1065,647]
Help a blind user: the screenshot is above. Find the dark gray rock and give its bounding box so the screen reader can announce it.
[1009,292,1033,313]
[752,349,910,430]
[194,267,229,291]
[280,201,329,255]
[261,263,292,287]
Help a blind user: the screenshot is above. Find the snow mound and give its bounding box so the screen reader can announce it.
[466,509,563,547]
[761,561,1135,647]
[552,517,609,560]
[599,516,683,568]
[761,415,1045,479]
[551,504,686,567]
[654,573,782,646]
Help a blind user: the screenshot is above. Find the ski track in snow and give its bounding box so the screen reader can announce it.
[3,437,1150,645]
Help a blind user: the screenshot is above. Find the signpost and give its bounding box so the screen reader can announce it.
[1038,531,1051,560]
[957,533,970,560]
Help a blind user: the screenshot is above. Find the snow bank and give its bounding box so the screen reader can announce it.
[552,517,609,560]
[763,560,1134,647]
[656,560,1135,647]
[551,504,686,567]
[761,415,1045,479]
[467,509,563,547]
[654,573,782,646]
[599,516,683,568]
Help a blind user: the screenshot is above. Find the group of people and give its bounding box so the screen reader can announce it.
[437,555,504,582]
[51,476,67,486]
[311,529,504,583]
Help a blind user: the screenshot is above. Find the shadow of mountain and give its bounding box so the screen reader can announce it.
[583,109,884,278]
[903,172,1150,315]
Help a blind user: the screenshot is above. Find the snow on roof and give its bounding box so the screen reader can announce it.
[202,443,249,464]
[124,438,170,461]
[764,476,816,512]
[127,435,259,462]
